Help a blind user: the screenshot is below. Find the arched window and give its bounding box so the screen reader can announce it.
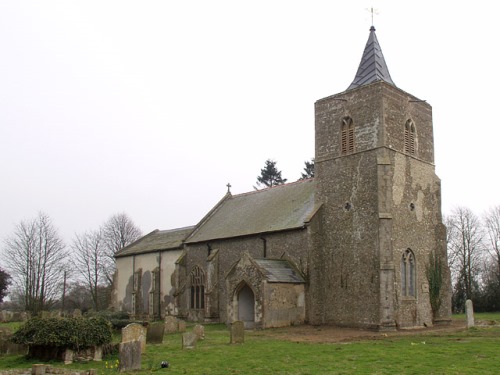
[341,116,355,155]
[190,267,205,310]
[401,249,416,297]
[404,120,416,155]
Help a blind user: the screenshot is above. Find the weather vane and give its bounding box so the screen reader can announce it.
[366,7,379,27]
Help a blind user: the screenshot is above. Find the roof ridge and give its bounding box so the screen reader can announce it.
[232,178,315,199]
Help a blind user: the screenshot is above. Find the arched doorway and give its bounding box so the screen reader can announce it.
[237,284,255,327]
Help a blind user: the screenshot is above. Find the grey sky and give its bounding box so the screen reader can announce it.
[1,1,498,247]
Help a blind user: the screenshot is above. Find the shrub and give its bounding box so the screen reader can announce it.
[11,316,112,350]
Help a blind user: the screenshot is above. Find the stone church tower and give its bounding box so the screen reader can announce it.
[308,26,451,329]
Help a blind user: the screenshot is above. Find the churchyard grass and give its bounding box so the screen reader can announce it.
[1,314,499,374]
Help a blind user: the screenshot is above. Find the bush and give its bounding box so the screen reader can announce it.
[84,310,132,330]
[11,316,112,350]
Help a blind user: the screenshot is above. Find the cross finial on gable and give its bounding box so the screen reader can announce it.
[226,183,232,193]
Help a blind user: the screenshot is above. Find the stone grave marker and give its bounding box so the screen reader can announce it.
[178,319,187,332]
[164,316,178,333]
[193,324,205,340]
[146,322,165,344]
[122,323,146,353]
[119,340,142,372]
[466,299,475,328]
[182,332,197,349]
[230,320,245,344]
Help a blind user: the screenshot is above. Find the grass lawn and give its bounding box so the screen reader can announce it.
[1,314,499,374]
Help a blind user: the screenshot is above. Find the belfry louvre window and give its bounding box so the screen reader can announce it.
[404,120,416,155]
[190,267,205,310]
[401,249,416,297]
[341,116,355,155]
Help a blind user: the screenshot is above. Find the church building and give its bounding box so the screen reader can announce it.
[113,26,452,330]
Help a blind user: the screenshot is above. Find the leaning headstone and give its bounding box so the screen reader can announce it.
[182,332,197,349]
[122,323,147,353]
[193,324,205,340]
[466,299,475,328]
[119,340,141,372]
[146,322,165,344]
[178,320,187,332]
[164,316,178,333]
[230,321,245,344]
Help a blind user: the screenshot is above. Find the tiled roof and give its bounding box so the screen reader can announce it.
[254,259,305,283]
[347,26,395,90]
[186,179,316,243]
[115,226,194,257]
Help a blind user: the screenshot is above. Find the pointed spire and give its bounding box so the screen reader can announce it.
[347,26,396,90]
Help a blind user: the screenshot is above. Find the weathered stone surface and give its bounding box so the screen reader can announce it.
[31,364,46,375]
[122,323,146,353]
[230,321,244,344]
[146,322,165,344]
[182,332,197,349]
[63,348,74,364]
[119,340,141,372]
[93,346,102,361]
[178,320,186,332]
[466,299,475,328]
[164,316,178,333]
[192,324,205,340]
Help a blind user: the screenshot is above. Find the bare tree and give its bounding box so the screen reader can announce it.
[446,206,485,311]
[483,205,500,281]
[2,212,68,315]
[102,213,142,284]
[72,229,107,311]
[482,206,500,309]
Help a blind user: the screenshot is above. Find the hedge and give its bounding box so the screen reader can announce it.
[11,316,112,350]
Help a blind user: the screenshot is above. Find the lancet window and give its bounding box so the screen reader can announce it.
[190,266,205,310]
[401,249,416,297]
[404,120,416,155]
[341,116,355,155]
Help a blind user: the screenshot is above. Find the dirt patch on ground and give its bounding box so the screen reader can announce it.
[253,320,468,343]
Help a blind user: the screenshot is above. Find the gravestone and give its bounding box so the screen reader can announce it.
[32,364,47,375]
[182,332,197,349]
[146,322,165,344]
[119,340,141,372]
[230,321,245,344]
[93,345,103,361]
[466,299,475,328]
[63,348,74,364]
[122,323,146,353]
[178,320,187,332]
[72,309,82,317]
[164,316,178,333]
[193,324,205,340]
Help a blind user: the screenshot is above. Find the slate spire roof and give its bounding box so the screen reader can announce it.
[347,26,395,90]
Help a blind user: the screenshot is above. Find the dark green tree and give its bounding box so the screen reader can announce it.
[256,159,287,189]
[0,268,11,303]
[299,158,315,180]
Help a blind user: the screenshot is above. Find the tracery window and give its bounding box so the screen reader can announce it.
[404,120,416,155]
[341,116,355,155]
[190,266,205,310]
[401,249,416,297]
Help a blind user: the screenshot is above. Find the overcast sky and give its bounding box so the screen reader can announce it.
[1,1,499,247]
